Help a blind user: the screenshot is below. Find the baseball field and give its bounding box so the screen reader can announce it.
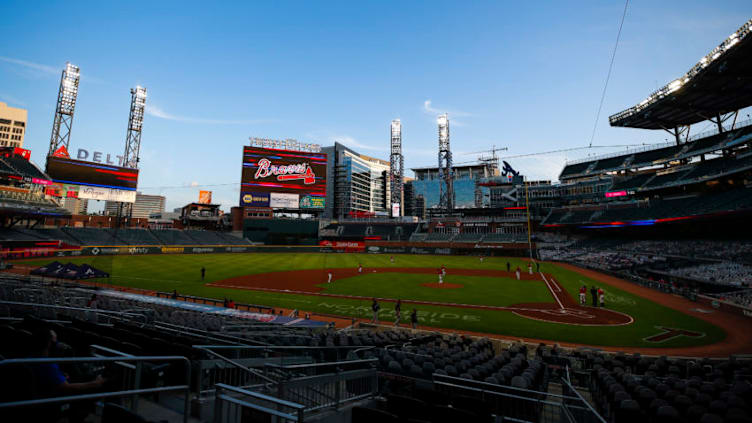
[13,252,740,353]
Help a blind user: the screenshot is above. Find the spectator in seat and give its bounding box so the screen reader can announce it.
[31,327,106,421]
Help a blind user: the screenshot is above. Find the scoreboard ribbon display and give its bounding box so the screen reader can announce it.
[45,156,139,191]
[240,145,326,208]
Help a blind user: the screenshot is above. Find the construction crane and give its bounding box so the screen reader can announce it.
[462,145,508,176]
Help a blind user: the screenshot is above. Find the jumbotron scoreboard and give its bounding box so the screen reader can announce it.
[240,138,326,210]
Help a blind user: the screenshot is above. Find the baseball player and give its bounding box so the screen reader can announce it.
[579,285,586,305]
[528,262,533,275]
[327,271,333,283]
[438,267,444,284]
[515,266,521,281]
[358,263,362,274]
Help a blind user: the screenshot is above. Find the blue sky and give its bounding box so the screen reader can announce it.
[1,1,750,211]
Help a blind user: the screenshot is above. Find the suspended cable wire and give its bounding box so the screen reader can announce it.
[588,0,629,148]
[499,143,650,160]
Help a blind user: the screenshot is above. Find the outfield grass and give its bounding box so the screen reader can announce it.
[15,253,725,348]
[322,273,552,307]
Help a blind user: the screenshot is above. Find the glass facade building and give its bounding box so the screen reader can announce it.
[322,142,390,218]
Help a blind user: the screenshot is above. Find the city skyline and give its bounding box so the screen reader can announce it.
[1,1,750,211]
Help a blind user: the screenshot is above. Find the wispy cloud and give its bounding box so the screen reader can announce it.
[423,99,471,126]
[0,56,105,83]
[146,104,274,125]
[334,135,386,152]
[422,99,472,117]
[0,56,58,75]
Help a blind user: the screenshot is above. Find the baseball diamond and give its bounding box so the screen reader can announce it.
[10,252,747,355]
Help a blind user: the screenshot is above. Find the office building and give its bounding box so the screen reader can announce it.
[105,192,165,219]
[62,197,88,215]
[322,142,391,218]
[409,162,498,209]
[0,102,27,148]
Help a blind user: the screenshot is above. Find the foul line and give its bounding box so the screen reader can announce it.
[540,272,564,310]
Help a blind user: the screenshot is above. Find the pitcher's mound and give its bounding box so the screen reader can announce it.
[421,282,464,289]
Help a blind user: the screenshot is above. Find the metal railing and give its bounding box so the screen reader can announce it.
[276,367,377,412]
[560,376,608,423]
[194,345,278,396]
[433,374,606,423]
[0,299,148,325]
[434,377,571,423]
[212,362,378,423]
[0,354,191,423]
[214,383,304,423]
[192,345,375,396]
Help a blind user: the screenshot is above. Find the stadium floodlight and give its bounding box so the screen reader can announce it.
[437,113,454,212]
[668,79,683,93]
[389,119,404,217]
[123,86,147,169]
[48,62,81,158]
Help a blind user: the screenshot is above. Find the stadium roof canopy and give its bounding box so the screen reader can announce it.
[609,19,752,130]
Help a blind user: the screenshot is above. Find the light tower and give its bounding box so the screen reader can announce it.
[48,62,80,157]
[389,119,403,217]
[437,113,454,212]
[123,86,147,168]
[118,86,146,222]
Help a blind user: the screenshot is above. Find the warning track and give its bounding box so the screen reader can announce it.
[208,267,633,326]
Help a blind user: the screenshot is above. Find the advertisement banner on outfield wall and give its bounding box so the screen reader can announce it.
[270,193,299,209]
[319,240,364,253]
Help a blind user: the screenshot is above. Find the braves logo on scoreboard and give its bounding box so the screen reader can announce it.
[254,158,316,185]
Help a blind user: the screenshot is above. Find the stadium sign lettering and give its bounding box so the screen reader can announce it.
[225,247,250,252]
[76,148,124,166]
[254,158,316,184]
[128,247,149,255]
[161,247,185,254]
[249,137,321,153]
[191,247,214,253]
